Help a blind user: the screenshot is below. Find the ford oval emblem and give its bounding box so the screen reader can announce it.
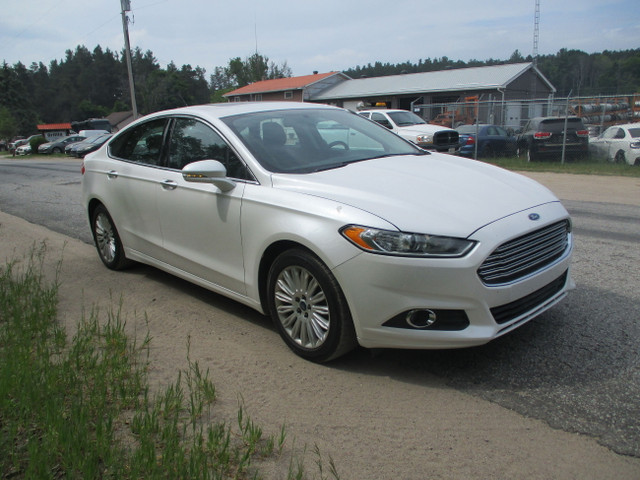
[529,213,540,221]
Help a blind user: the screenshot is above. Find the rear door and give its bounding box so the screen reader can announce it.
[103,117,168,258]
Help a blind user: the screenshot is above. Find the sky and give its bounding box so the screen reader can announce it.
[1,0,639,78]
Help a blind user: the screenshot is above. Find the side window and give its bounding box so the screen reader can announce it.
[109,118,167,165]
[614,128,626,139]
[168,118,250,180]
[496,126,508,136]
[371,112,392,129]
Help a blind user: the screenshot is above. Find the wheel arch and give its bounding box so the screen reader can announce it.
[258,240,322,314]
[87,198,104,228]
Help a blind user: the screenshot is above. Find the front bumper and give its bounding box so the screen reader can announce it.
[333,202,574,349]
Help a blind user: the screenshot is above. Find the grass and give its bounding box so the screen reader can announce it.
[485,155,640,177]
[0,245,340,479]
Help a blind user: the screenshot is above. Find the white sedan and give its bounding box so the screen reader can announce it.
[589,123,640,165]
[16,143,32,155]
[82,102,574,362]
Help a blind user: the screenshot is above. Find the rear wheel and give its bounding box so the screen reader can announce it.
[526,147,538,162]
[90,204,132,270]
[267,249,357,362]
[481,144,495,158]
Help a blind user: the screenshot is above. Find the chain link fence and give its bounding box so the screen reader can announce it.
[412,94,640,135]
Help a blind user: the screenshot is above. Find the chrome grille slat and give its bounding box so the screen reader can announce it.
[485,225,566,258]
[480,244,568,282]
[480,233,566,273]
[478,220,570,286]
[480,231,567,272]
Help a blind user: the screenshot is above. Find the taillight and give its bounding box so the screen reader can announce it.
[576,130,589,137]
[465,136,475,145]
[533,132,552,139]
[81,162,85,175]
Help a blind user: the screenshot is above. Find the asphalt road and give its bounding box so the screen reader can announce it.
[1,157,639,458]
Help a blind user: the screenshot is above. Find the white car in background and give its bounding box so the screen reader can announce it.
[15,143,32,155]
[82,102,573,362]
[357,109,459,152]
[589,123,640,165]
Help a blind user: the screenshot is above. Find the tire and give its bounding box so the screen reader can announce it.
[267,249,357,362]
[526,148,537,162]
[90,204,132,270]
[52,147,62,154]
[614,150,627,165]
[516,143,527,159]
[481,144,495,158]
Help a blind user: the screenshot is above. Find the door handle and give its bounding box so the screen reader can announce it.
[107,170,118,179]
[161,180,178,190]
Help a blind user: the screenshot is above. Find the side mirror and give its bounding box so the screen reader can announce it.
[182,160,236,192]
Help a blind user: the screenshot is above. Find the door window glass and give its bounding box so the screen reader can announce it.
[109,118,167,165]
[168,118,250,180]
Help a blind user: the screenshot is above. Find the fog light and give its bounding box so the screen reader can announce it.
[406,309,437,329]
[383,309,469,331]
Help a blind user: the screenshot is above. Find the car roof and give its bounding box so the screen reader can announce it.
[142,102,341,121]
[610,122,640,129]
[358,109,405,113]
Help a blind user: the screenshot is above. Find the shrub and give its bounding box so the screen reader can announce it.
[30,135,46,151]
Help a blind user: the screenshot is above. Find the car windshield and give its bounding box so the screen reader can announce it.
[628,128,640,138]
[387,111,427,127]
[457,125,482,134]
[222,108,425,174]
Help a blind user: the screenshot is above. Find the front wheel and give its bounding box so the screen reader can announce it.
[614,150,627,165]
[90,204,132,270]
[267,249,357,362]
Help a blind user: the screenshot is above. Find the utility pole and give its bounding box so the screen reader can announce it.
[532,0,540,67]
[121,0,138,119]
[530,0,541,116]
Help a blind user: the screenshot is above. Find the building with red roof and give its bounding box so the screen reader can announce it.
[224,71,350,102]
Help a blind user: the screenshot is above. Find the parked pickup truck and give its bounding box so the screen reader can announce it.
[358,109,459,152]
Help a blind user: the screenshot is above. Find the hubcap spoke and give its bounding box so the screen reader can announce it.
[274,265,330,349]
[95,213,116,263]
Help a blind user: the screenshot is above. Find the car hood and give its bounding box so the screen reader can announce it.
[397,124,452,134]
[270,154,559,237]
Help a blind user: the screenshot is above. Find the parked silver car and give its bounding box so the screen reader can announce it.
[38,135,86,154]
[82,102,573,362]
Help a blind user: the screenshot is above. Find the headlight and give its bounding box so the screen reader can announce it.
[416,134,433,143]
[630,140,640,149]
[340,225,476,257]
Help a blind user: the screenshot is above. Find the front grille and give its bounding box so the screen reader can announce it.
[478,220,570,286]
[491,270,568,324]
[433,131,459,148]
